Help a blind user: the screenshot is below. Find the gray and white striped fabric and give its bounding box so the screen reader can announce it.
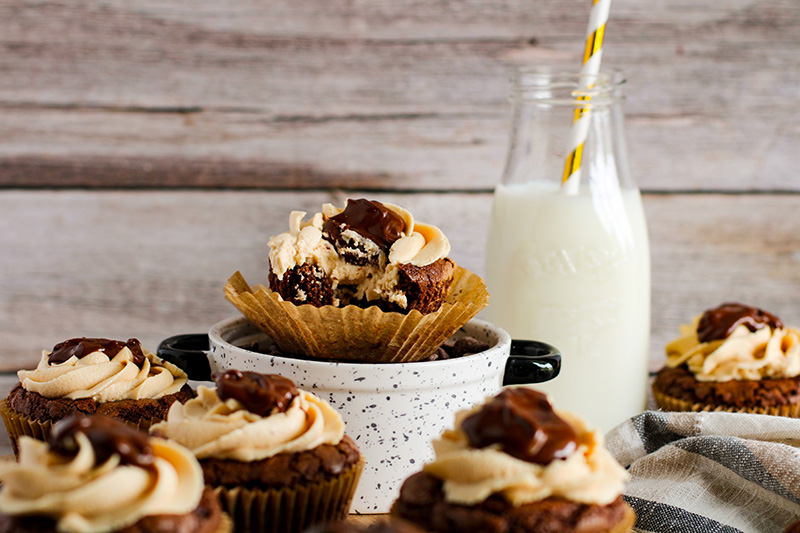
[606,411,800,533]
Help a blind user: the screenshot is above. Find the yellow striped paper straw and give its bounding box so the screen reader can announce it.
[561,0,612,194]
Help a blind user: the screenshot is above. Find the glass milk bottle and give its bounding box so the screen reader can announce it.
[484,68,651,433]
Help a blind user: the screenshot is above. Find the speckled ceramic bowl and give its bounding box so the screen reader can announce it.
[158,316,560,513]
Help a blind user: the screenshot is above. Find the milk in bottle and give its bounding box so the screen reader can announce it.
[484,68,651,432]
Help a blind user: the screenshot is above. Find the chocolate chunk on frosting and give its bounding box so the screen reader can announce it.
[48,337,146,366]
[323,198,406,254]
[49,415,155,470]
[697,302,783,343]
[215,370,299,417]
[460,388,577,465]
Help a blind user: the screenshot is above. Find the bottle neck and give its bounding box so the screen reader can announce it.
[500,69,634,192]
[510,69,623,104]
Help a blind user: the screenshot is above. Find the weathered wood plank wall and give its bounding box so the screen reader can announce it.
[2,0,800,370]
[3,0,799,190]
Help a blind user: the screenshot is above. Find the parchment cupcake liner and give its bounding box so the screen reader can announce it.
[652,386,800,417]
[0,399,166,457]
[211,459,364,533]
[224,266,489,363]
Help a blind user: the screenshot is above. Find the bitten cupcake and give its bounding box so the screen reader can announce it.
[391,388,635,533]
[0,414,230,533]
[269,198,454,313]
[1,337,193,455]
[224,198,489,363]
[150,370,364,533]
[652,302,800,415]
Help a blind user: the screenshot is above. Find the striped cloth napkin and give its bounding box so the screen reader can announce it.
[606,410,800,533]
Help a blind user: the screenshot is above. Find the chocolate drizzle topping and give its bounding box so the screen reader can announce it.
[461,389,577,465]
[215,370,299,417]
[697,302,783,343]
[322,198,406,254]
[48,337,146,366]
[49,415,155,470]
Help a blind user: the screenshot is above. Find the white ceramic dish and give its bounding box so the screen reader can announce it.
[159,316,560,513]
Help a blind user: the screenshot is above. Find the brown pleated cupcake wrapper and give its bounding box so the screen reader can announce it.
[0,399,50,456]
[211,459,364,533]
[652,386,800,417]
[0,399,165,457]
[224,266,489,363]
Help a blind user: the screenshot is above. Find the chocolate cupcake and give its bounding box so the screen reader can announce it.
[304,519,424,533]
[270,198,454,313]
[0,337,193,455]
[392,388,635,533]
[0,414,230,533]
[652,302,800,416]
[225,198,488,363]
[150,370,364,533]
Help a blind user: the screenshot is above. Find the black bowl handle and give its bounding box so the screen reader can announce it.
[157,334,213,382]
[503,340,562,386]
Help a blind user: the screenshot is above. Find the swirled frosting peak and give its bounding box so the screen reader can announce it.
[150,372,344,462]
[422,389,629,507]
[18,338,188,402]
[666,303,800,382]
[0,415,203,533]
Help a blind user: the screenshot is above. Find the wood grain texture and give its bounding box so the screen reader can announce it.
[1,0,799,190]
[2,190,799,372]
[0,375,17,456]
[0,110,508,191]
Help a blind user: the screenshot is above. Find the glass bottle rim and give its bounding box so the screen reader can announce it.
[510,66,625,105]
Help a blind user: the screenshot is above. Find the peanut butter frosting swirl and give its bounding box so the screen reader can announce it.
[666,315,800,382]
[268,199,450,308]
[18,344,188,402]
[423,400,629,507]
[150,385,344,462]
[0,433,203,533]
